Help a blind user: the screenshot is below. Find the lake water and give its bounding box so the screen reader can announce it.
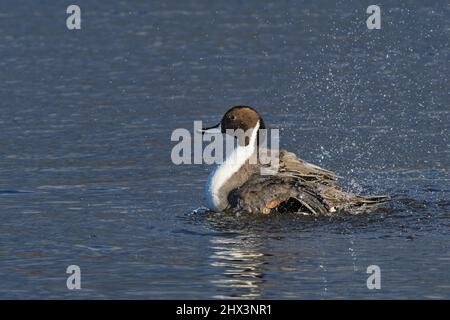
[0,1,449,299]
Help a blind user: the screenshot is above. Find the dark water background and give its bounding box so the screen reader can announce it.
[0,0,449,299]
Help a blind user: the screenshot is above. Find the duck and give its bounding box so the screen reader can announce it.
[200,106,390,215]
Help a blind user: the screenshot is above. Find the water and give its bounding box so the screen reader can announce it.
[0,1,449,299]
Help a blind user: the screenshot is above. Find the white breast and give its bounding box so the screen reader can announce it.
[205,122,260,211]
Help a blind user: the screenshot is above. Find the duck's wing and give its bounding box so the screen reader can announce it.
[274,150,339,183]
[228,175,329,215]
[229,149,388,215]
[229,173,390,215]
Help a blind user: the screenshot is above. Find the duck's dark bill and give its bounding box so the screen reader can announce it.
[200,123,222,134]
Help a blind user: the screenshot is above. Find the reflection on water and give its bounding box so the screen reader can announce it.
[203,212,308,299]
[209,235,268,299]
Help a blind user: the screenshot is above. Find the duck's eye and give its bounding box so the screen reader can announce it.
[229,115,237,120]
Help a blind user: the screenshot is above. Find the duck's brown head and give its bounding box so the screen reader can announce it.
[201,106,266,146]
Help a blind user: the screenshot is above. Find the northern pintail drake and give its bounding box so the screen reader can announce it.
[201,106,390,215]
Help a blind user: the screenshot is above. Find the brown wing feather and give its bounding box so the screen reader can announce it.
[228,149,389,215]
[276,150,339,183]
[229,175,330,215]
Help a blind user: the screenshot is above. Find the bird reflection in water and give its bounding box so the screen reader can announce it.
[193,211,303,299]
[209,234,269,299]
[201,214,282,299]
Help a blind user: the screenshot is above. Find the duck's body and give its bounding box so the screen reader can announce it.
[202,106,389,215]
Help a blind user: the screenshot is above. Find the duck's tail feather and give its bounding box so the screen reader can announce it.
[354,194,391,206]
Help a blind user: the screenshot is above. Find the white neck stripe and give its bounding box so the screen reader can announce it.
[205,121,260,211]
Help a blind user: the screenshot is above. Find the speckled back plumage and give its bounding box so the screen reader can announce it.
[227,149,390,215]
